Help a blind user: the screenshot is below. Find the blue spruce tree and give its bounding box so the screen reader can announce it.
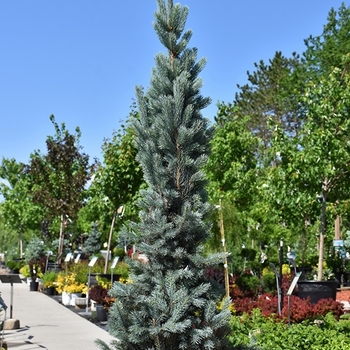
[97,1,243,349]
[84,222,102,256]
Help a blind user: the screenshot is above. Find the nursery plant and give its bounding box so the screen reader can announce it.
[89,284,108,305]
[84,222,102,256]
[42,271,58,288]
[229,309,350,350]
[55,272,88,294]
[19,264,31,278]
[96,1,238,349]
[24,236,46,280]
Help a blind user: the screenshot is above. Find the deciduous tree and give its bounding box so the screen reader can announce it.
[26,115,95,258]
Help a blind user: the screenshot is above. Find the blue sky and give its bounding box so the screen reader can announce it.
[0,1,346,165]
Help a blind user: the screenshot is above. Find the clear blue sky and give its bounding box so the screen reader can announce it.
[0,1,346,164]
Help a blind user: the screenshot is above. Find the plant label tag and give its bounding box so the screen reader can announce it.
[111,257,119,269]
[65,253,73,262]
[287,272,302,296]
[89,256,98,267]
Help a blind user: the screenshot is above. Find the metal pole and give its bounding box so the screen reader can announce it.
[58,214,65,263]
[288,295,291,326]
[270,263,281,317]
[279,240,283,312]
[317,191,326,281]
[86,267,91,314]
[10,282,13,319]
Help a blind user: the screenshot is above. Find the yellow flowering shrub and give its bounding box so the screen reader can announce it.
[96,276,112,289]
[119,277,132,284]
[55,272,88,294]
[282,264,291,275]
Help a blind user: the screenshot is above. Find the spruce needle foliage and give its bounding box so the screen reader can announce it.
[97,1,234,349]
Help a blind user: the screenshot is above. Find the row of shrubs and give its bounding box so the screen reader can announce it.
[229,309,350,350]
[217,267,350,349]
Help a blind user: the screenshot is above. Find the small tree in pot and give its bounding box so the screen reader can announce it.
[24,236,46,290]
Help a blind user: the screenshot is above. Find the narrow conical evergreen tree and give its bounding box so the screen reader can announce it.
[84,222,101,256]
[97,1,233,349]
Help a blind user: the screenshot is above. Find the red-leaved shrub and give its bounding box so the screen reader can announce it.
[312,298,344,320]
[232,293,344,323]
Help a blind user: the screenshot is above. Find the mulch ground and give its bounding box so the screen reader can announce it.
[337,288,350,301]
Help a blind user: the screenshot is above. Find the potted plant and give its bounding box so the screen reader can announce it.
[24,236,46,291]
[6,259,25,274]
[19,264,31,281]
[87,258,122,286]
[88,284,115,321]
[55,272,88,306]
[42,271,58,295]
[297,262,338,304]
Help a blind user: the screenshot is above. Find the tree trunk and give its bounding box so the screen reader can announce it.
[58,214,65,262]
[219,199,230,298]
[335,215,340,240]
[317,189,326,281]
[104,211,116,274]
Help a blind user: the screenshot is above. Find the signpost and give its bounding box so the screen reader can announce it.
[110,257,119,284]
[270,263,282,317]
[86,256,98,313]
[286,272,302,326]
[65,253,73,274]
[0,274,22,318]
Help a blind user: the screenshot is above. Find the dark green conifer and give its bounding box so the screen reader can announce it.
[97,1,234,349]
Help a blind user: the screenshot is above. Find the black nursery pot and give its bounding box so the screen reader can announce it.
[30,281,39,292]
[45,286,56,296]
[96,304,108,322]
[297,280,338,304]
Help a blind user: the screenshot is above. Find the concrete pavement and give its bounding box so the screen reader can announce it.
[0,277,115,350]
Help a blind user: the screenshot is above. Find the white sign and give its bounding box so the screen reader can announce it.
[74,254,81,264]
[287,272,302,296]
[88,256,98,267]
[333,239,344,247]
[111,257,119,269]
[64,253,73,262]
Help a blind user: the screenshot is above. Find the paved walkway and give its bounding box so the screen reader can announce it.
[0,275,115,350]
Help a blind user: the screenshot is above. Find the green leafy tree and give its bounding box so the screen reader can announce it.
[90,109,145,272]
[25,115,95,257]
[97,1,234,349]
[206,103,260,209]
[205,103,290,270]
[208,52,307,265]
[272,56,350,279]
[0,206,19,258]
[97,109,143,218]
[205,104,261,260]
[0,158,43,257]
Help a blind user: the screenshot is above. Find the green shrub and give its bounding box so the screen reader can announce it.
[19,264,31,278]
[229,309,350,350]
[113,262,129,279]
[6,260,17,270]
[6,259,24,271]
[113,247,126,260]
[261,273,276,293]
[42,271,58,287]
[235,274,261,297]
